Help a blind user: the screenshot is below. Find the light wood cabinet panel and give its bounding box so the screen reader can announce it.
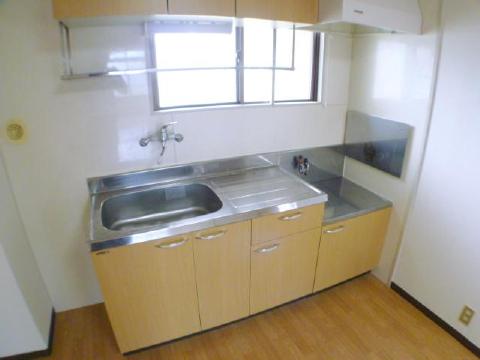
[193,221,251,330]
[236,0,318,24]
[169,0,235,16]
[252,204,324,245]
[314,208,392,292]
[92,235,201,353]
[52,0,167,20]
[250,229,322,314]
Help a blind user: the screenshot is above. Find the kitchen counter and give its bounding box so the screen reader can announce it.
[87,147,392,252]
[88,156,328,252]
[311,177,392,224]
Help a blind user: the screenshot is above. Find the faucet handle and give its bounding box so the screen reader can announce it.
[160,121,178,130]
[293,155,310,176]
[139,137,151,147]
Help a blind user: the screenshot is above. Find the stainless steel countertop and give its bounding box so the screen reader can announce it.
[88,159,328,252]
[311,177,392,225]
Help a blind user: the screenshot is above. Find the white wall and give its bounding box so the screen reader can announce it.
[0,0,352,311]
[0,247,46,357]
[0,14,53,355]
[0,153,53,355]
[393,0,480,347]
[343,0,441,283]
[0,145,53,356]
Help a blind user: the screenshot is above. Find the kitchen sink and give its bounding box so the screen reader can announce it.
[101,184,223,231]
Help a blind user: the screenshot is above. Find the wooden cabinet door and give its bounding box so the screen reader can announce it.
[250,229,322,314]
[52,0,167,19]
[169,0,235,16]
[314,208,392,292]
[236,0,318,24]
[92,235,200,353]
[193,221,251,329]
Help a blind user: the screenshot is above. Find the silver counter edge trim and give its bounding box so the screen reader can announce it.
[322,202,393,226]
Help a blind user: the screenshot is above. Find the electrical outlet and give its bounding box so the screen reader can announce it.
[459,306,475,326]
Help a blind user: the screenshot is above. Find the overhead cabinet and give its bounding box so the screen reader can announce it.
[53,0,235,19]
[169,0,235,17]
[236,0,318,24]
[52,0,167,19]
[52,0,420,31]
[52,0,318,23]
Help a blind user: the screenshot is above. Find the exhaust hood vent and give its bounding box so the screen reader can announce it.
[311,0,422,34]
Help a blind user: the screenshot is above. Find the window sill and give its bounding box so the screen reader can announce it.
[153,101,326,115]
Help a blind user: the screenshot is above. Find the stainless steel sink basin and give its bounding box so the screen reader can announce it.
[101,184,223,231]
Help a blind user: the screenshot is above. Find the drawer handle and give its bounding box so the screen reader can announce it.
[256,244,280,254]
[279,212,302,221]
[196,230,227,241]
[95,251,109,256]
[155,238,188,249]
[325,226,345,234]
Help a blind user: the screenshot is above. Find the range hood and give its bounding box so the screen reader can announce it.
[312,0,422,34]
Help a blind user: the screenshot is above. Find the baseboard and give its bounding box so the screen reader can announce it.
[391,282,480,358]
[1,308,56,360]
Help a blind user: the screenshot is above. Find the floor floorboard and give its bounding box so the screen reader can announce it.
[38,275,477,359]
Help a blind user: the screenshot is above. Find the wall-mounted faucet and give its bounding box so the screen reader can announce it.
[139,122,184,156]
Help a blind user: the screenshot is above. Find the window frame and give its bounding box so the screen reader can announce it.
[273,31,322,105]
[149,25,323,112]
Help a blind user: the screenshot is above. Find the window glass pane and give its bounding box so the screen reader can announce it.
[243,20,273,67]
[244,70,272,103]
[154,28,236,69]
[151,21,321,110]
[274,29,316,102]
[157,70,236,108]
[153,23,237,109]
[275,27,294,68]
[243,20,273,103]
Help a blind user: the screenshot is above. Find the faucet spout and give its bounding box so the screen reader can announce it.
[138,122,184,157]
[139,137,151,147]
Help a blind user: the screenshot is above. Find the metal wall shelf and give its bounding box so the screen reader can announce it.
[59,20,298,80]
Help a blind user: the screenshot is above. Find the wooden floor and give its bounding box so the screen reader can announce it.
[38,275,476,360]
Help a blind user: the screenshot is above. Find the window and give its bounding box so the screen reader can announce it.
[150,20,323,111]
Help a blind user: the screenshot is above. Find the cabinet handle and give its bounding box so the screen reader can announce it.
[155,238,188,249]
[95,251,109,256]
[324,226,345,234]
[278,212,302,221]
[255,244,280,254]
[196,230,227,241]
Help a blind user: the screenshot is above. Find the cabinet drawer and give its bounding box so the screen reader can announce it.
[250,229,322,314]
[252,204,324,245]
[314,207,392,292]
